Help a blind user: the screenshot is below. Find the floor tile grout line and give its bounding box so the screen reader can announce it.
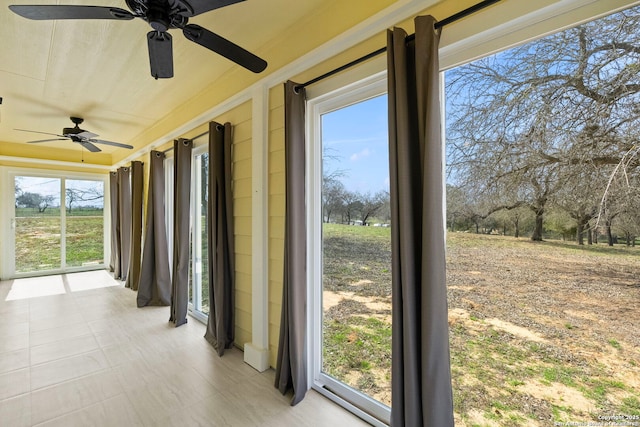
[29,364,114,394]
[29,343,103,370]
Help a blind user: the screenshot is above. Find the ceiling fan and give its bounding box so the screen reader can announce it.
[16,117,134,152]
[8,0,268,79]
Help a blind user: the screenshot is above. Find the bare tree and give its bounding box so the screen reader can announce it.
[357,191,387,226]
[446,6,640,241]
[65,185,104,213]
[16,192,55,213]
[322,146,348,223]
[323,179,345,223]
[341,191,361,225]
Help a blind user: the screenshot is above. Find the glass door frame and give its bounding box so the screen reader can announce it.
[0,166,109,280]
[189,142,209,322]
[306,71,390,427]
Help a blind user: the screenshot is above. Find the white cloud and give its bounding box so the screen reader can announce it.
[350,148,371,161]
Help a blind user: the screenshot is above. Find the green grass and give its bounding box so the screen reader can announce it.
[322,227,640,422]
[609,339,622,349]
[448,232,640,260]
[447,233,640,425]
[66,216,104,267]
[323,315,392,399]
[621,397,640,415]
[15,214,104,272]
[15,207,103,217]
[322,223,392,404]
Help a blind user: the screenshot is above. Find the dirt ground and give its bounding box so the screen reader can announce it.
[322,227,640,425]
[446,233,640,426]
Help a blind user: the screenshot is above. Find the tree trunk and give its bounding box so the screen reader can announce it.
[606,223,614,246]
[587,227,593,245]
[576,222,584,245]
[514,217,520,238]
[531,211,544,241]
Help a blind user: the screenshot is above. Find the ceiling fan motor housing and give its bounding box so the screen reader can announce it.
[126,0,189,32]
[147,5,170,31]
[64,117,85,135]
[63,127,84,135]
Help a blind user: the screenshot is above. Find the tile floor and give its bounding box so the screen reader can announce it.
[0,270,369,426]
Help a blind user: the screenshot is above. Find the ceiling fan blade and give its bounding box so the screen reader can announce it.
[147,31,174,79]
[183,24,267,73]
[75,131,98,139]
[80,141,102,152]
[15,128,64,138]
[27,138,69,143]
[88,139,134,149]
[180,0,244,17]
[8,5,134,21]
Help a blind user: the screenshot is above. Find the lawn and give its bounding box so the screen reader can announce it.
[446,233,640,426]
[15,213,104,272]
[322,223,392,404]
[322,224,640,425]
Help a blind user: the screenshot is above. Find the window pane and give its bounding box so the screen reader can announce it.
[65,179,104,267]
[445,4,640,424]
[321,94,392,406]
[189,151,209,316]
[14,176,61,272]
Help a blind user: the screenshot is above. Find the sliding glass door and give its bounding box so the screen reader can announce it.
[4,169,107,278]
[308,74,391,425]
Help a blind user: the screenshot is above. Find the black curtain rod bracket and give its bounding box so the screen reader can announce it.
[295,0,500,91]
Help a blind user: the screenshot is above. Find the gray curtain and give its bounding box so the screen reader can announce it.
[204,121,235,355]
[125,161,144,291]
[115,166,132,281]
[387,15,454,427]
[170,138,192,327]
[137,151,171,307]
[275,80,307,406]
[109,171,119,273]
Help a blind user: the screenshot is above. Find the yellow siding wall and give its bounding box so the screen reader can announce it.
[212,100,254,348]
[268,84,285,366]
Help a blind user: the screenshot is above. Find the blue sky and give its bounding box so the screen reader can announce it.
[321,94,390,194]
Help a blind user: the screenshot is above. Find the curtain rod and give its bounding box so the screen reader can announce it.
[295,0,501,91]
[160,130,210,153]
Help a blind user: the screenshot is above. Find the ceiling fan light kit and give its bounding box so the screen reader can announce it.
[9,0,267,79]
